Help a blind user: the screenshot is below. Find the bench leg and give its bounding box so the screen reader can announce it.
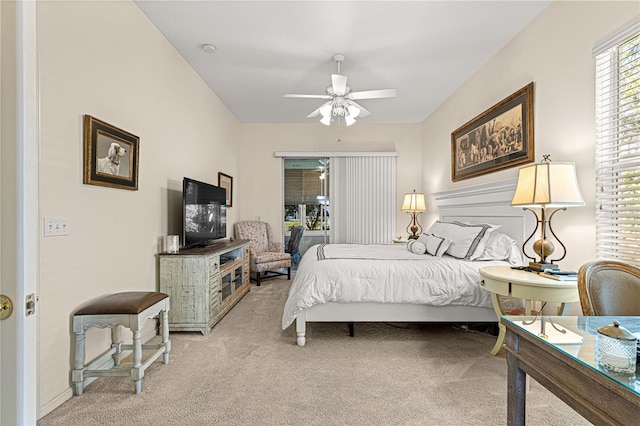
[73,329,86,395]
[111,325,122,366]
[131,329,143,394]
[162,310,170,364]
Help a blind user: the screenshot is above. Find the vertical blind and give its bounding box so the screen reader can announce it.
[330,155,397,244]
[594,22,640,264]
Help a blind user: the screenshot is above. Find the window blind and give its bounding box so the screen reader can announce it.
[595,26,640,264]
[330,155,397,244]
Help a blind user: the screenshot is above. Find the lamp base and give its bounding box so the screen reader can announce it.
[408,235,419,240]
[528,261,560,272]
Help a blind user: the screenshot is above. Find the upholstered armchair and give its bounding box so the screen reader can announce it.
[233,221,291,286]
[578,260,640,316]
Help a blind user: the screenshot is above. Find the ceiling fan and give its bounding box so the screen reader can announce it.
[283,54,397,126]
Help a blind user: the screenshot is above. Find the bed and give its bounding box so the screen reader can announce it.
[282,179,532,346]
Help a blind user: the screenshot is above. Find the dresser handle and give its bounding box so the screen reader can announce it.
[480,280,485,287]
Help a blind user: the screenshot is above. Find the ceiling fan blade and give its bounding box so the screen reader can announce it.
[284,94,332,99]
[349,88,397,100]
[307,101,332,118]
[345,100,371,118]
[331,74,348,96]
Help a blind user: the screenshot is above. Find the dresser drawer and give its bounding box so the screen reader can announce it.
[208,255,220,278]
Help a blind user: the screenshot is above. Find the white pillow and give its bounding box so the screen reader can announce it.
[417,233,450,257]
[475,231,524,265]
[426,221,491,260]
[453,221,502,260]
[406,239,427,255]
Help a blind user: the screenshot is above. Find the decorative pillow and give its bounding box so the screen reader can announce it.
[453,221,502,260]
[417,233,450,257]
[426,221,491,260]
[406,239,427,255]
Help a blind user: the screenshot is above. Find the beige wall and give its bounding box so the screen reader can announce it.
[421,1,639,272]
[239,123,423,238]
[36,1,241,415]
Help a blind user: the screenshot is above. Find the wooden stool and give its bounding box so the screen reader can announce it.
[72,291,171,395]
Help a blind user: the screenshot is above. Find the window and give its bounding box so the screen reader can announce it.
[595,22,640,264]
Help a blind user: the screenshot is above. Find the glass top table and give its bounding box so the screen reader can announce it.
[501,315,640,425]
[503,315,639,394]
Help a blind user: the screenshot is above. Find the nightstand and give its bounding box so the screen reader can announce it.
[392,238,407,244]
[479,266,580,355]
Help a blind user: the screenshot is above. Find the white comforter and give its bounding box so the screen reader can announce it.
[282,243,517,329]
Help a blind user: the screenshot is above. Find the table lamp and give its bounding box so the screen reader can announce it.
[511,155,585,271]
[402,190,427,240]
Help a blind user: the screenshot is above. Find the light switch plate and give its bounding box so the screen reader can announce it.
[44,217,69,237]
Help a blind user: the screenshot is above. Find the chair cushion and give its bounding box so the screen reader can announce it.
[253,252,291,265]
[75,292,168,316]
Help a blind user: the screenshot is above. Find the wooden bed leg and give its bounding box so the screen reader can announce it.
[296,313,306,346]
[348,322,355,337]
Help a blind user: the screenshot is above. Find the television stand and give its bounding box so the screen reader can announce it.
[158,239,250,334]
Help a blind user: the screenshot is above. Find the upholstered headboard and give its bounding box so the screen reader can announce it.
[432,178,532,250]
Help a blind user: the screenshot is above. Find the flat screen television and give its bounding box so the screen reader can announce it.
[182,177,227,248]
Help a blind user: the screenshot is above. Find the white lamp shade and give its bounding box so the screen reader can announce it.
[511,162,585,208]
[320,103,332,118]
[401,192,427,211]
[320,115,331,126]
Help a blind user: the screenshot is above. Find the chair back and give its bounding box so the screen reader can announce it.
[287,226,305,254]
[287,226,305,265]
[578,260,640,316]
[233,221,270,253]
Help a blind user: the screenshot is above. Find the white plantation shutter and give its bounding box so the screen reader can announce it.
[594,22,640,264]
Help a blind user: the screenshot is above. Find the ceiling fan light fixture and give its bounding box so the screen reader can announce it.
[320,103,332,117]
[320,115,331,126]
[284,54,397,126]
[333,104,346,116]
[347,104,360,118]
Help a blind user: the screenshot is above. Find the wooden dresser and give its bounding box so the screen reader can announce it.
[158,239,250,335]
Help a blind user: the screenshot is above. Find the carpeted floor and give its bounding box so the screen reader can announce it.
[39,279,588,425]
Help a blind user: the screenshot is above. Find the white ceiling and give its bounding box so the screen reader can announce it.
[135,1,551,124]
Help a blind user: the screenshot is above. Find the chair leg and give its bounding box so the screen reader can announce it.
[287,267,291,280]
[256,272,261,286]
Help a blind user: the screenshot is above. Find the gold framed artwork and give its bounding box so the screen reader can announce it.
[218,172,233,207]
[83,115,139,190]
[451,82,534,182]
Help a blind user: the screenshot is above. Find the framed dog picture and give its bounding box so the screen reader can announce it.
[83,115,139,190]
[218,172,233,207]
[451,82,534,182]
